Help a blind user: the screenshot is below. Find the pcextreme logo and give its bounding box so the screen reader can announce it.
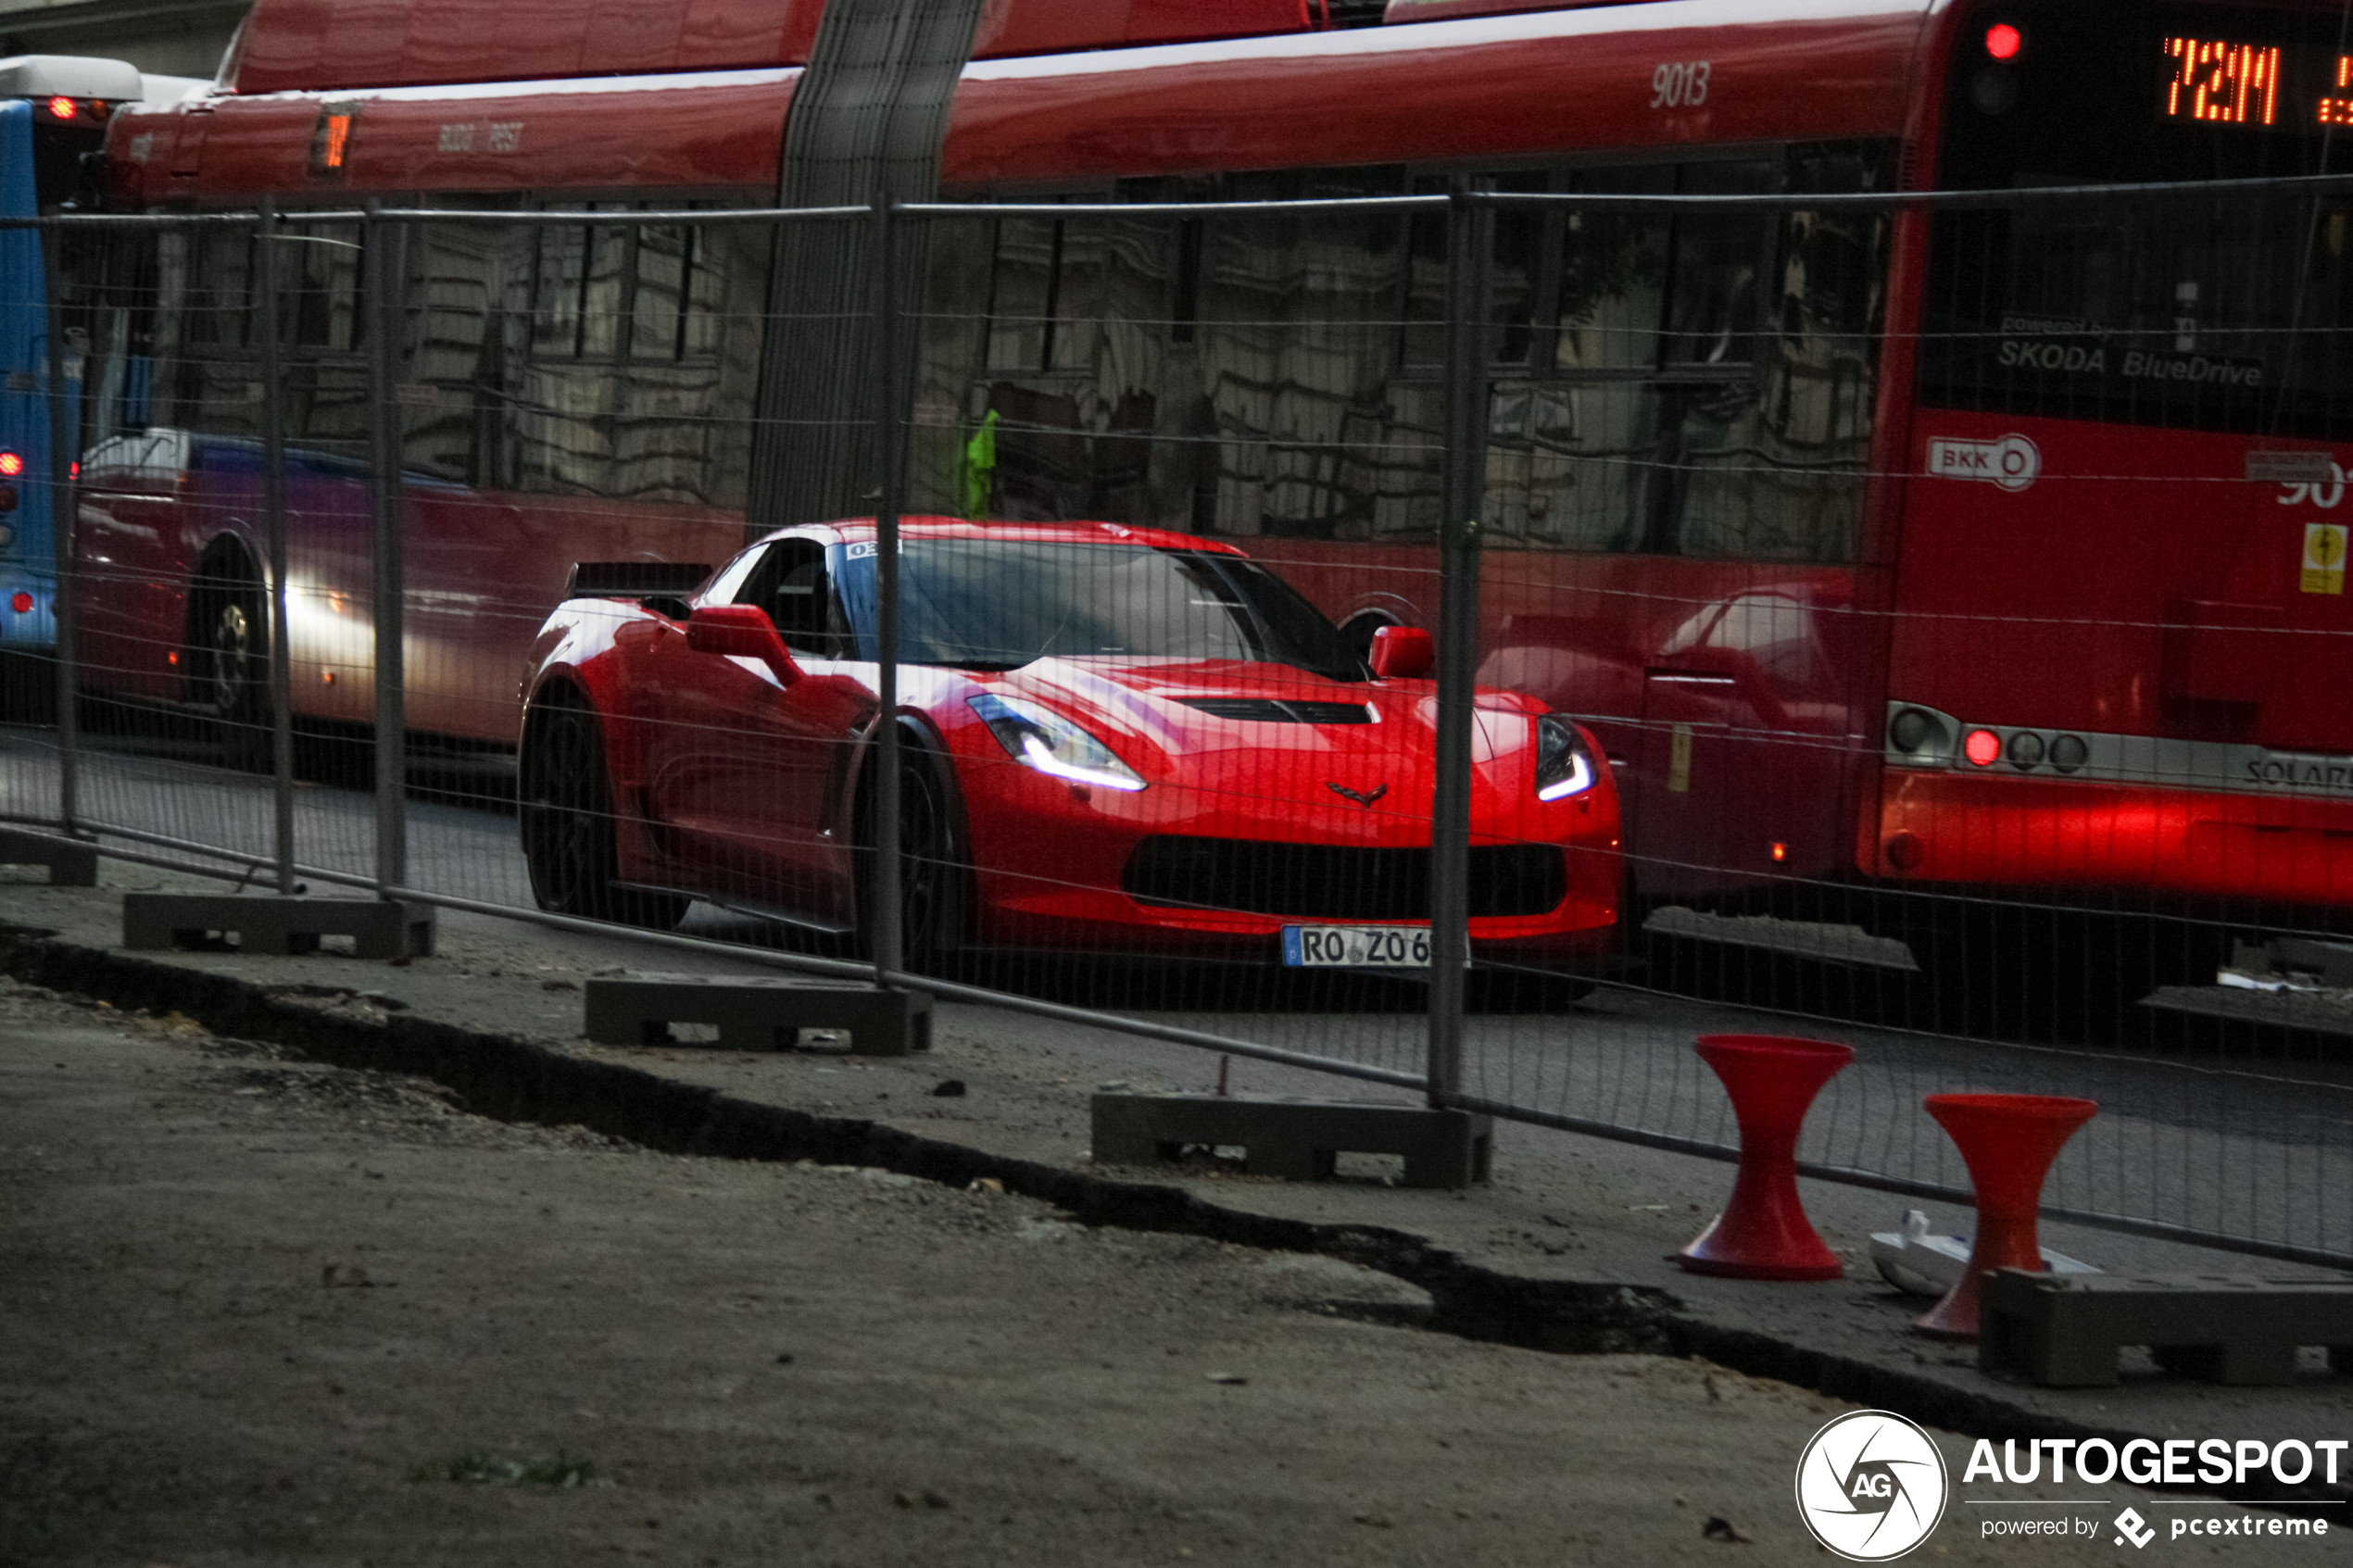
[1795,1410,1951,1561]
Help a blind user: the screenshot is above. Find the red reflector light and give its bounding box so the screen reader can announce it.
[1770,842,1788,862]
[1963,729,2002,767]
[46,96,74,120]
[9,591,31,614]
[1984,23,2022,59]
[0,453,21,476]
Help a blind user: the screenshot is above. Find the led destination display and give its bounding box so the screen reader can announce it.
[2160,32,2353,128]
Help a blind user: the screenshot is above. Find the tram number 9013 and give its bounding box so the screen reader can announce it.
[1652,60,1711,108]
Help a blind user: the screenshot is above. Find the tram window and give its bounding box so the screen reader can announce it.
[1400,174,1449,369]
[283,220,363,351]
[1554,165,1672,373]
[1919,0,2353,439]
[1646,150,1888,562]
[403,220,536,486]
[515,209,766,507]
[79,230,165,449]
[533,223,587,358]
[1171,219,1203,344]
[1188,167,1408,537]
[578,216,627,358]
[1925,189,2353,437]
[984,217,1063,374]
[1514,148,1885,561]
[185,228,252,350]
[531,206,630,360]
[1662,159,1777,368]
[1049,220,1104,373]
[1489,170,1556,368]
[629,224,691,361]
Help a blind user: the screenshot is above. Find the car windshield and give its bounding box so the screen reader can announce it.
[835,540,1365,681]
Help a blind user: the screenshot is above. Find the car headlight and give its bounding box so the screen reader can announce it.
[968,692,1146,793]
[1534,713,1597,801]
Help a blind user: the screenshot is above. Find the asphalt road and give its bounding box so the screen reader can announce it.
[5,721,2351,1268]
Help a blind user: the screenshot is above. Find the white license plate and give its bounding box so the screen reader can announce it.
[1281,924,1431,969]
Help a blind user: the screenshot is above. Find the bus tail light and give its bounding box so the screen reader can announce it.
[0,452,24,476]
[1983,23,2022,59]
[46,95,73,119]
[9,591,31,614]
[1963,728,2001,767]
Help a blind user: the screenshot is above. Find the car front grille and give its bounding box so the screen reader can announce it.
[1176,697,1375,724]
[1121,836,1567,920]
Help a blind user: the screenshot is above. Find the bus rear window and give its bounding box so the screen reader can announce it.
[1921,0,2353,440]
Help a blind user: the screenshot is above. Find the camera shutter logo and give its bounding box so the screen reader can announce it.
[1793,1410,1949,1561]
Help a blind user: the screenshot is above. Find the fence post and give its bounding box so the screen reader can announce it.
[1428,182,1491,1109]
[365,207,406,898]
[870,197,907,985]
[40,219,76,835]
[256,198,296,894]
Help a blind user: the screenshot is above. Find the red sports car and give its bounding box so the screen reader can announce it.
[517,519,1621,972]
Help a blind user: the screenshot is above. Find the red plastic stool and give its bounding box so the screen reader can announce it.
[1916,1093,2098,1340]
[1678,1034,1855,1281]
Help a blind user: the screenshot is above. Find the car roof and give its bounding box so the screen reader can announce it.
[758,517,1248,557]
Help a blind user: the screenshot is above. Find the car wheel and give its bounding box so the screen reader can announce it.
[198,576,271,773]
[857,736,965,971]
[520,693,686,931]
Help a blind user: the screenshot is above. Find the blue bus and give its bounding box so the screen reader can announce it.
[0,56,160,690]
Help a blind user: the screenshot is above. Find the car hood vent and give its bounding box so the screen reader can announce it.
[1177,697,1374,725]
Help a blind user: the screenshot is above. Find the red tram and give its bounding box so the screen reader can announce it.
[75,0,2353,981]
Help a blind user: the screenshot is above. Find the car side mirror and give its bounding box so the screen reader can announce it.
[1369,624,1435,680]
[686,605,799,684]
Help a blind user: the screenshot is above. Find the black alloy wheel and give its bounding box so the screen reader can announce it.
[199,576,271,773]
[520,694,686,931]
[858,738,964,972]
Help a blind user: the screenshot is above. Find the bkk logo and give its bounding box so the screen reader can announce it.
[1794,1411,1950,1561]
[1927,433,2041,493]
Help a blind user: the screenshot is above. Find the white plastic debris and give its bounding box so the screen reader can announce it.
[1868,1209,2097,1296]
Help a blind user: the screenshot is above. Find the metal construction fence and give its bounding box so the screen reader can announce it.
[2,178,2351,1269]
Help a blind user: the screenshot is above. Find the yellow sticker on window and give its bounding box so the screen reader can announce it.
[2303,522,2347,595]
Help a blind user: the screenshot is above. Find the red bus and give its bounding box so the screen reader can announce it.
[79,0,2353,1003]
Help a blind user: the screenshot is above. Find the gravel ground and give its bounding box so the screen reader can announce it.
[1,972,2310,1567]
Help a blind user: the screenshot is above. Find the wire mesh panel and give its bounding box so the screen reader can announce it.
[876,197,1555,1085]
[12,182,2353,1271]
[384,207,786,916]
[1445,169,2353,1266]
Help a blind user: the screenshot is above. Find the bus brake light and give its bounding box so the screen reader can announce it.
[1983,24,2022,60]
[46,96,74,120]
[0,453,23,477]
[1963,729,2002,766]
[9,592,31,614]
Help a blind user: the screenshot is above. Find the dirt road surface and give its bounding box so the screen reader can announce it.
[0,972,2306,1566]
